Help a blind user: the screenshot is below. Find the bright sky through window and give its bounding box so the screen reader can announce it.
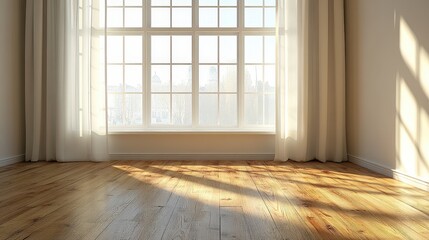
[106,0,276,131]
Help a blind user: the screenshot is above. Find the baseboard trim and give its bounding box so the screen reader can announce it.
[110,153,275,161]
[348,154,429,191]
[0,154,24,167]
[348,154,393,177]
[392,170,429,191]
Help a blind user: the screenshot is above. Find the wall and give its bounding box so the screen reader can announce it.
[346,0,429,190]
[109,133,275,160]
[0,0,26,166]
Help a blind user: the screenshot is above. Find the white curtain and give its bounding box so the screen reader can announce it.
[25,0,107,162]
[275,0,347,162]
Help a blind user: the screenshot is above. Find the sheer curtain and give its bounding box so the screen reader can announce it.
[275,0,347,162]
[25,0,107,162]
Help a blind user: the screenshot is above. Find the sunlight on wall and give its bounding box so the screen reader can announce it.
[420,109,429,177]
[399,18,417,78]
[398,78,418,137]
[420,48,429,103]
[419,48,429,177]
[396,76,418,174]
[397,17,429,182]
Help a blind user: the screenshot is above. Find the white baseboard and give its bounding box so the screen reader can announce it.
[392,170,429,191]
[349,154,429,191]
[0,154,24,167]
[110,153,275,161]
[348,155,393,177]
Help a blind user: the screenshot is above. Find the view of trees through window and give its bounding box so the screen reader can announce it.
[106,0,276,130]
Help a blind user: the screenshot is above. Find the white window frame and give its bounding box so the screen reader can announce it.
[106,0,276,133]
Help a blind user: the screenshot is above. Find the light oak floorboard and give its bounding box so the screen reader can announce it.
[0,160,428,240]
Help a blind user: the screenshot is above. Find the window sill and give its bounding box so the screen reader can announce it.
[108,129,276,135]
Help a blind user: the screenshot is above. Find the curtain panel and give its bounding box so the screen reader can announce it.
[275,0,347,162]
[25,0,107,161]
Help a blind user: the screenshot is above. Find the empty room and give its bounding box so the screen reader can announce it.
[1,0,429,239]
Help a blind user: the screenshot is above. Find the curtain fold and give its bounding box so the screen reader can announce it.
[275,0,347,162]
[25,0,107,162]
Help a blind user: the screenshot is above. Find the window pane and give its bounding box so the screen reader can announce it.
[108,94,123,126]
[220,0,237,6]
[245,36,263,63]
[124,8,142,27]
[264,36,276,63]
[199,94,218,125]
[172,0,192,6]
[265,0,276,6]
[152,94,171,124]
[264,8,276,27]
[264,65,275,93]
[199,0,217,6]
[172,8,192,27]
[125,94,143,125]
[151,36,170,63]
[107,8,123,28]
[107,65,123,92]
[219,8,237,28]
[151,8,170,27]
[245,65,263,92]
[245,8,263,27]
[125,0,143,6]
[245,0,263,6]
[125,36,142,63]
[219,94,237,126]
[172,94,192,125]
[264,94,275,125]
[244,94,261,124]
[220,36,237,63]
[107,36,123,63]
[199,8,218,27]
[151,65,170,92]
[172,36,192,63]
[220,65,237,92]
[199,36,218,63]
[125,65,142,92]
[172,65,192,92]
[199,65,218,92]
[152,0,170,6]
[244,94,274,125]
[107,0,123,6]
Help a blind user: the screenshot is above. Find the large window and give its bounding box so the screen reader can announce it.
[106,0,276,131]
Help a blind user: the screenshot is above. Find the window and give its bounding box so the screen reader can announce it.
[106,0,276,131]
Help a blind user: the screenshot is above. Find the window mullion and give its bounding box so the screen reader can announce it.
[104,0,109,134]
[145,34,151,128]
[169,36,173,125]
[217,36,220,126]
[143,0,149,128]
[262,36,266,125]
[192,1,199,128]
[122,36,126,125]
[141,33,145,128]
[193,36,199,127]
[238,33,244,129]
[238,0,245,128]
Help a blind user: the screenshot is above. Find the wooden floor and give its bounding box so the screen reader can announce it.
[0,161,428,240]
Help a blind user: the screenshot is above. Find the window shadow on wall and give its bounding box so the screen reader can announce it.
[394,3,429,185]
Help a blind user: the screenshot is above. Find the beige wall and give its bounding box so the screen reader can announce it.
[109,133,275,159]
[346,0,429,184]
[0,0,25,164]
